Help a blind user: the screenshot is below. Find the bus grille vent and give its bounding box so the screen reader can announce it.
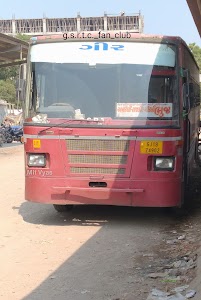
[66,139,130,151]
[70,167,125,174]
[68,154,127,164]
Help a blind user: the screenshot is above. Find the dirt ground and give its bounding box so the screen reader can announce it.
[1,145,201,300]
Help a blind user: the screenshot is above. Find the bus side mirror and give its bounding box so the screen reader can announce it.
[16,79,26,102]
[182,69,190,97]
[182,83,190,113]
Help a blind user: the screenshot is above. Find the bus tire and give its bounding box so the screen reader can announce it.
[53,204,74,213]
[181,162,190,209]
[168,170,189,215]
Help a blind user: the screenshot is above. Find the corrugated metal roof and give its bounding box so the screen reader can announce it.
[187,0,201,37]
[0,33,28,68]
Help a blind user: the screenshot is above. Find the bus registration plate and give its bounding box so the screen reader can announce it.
[140,141,163,154]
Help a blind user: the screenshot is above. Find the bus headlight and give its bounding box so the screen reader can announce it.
[28,154,46,167]
[154,157,175,171]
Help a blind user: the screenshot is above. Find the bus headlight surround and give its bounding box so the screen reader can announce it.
[28,154,46,167]
[154,157,175,171]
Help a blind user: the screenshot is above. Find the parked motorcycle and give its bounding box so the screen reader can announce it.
[0,125,23,143]
[10,125,23,142]
[0,125,12,143]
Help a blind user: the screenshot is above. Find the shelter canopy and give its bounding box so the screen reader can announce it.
[0,33,28,68]
[187,0,201,37]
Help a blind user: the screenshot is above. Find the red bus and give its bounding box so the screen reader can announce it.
[22,32,200,212]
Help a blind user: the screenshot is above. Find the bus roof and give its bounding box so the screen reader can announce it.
[29,32,198,69]
[30,32,187,46]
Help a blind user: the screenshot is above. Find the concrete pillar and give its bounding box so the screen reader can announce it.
[77,12,81,32]
[43,17,46,34]
[12,18,16,35]
[138,15,143,33]
[104,12,107,30]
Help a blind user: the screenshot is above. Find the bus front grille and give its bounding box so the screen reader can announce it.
[70,167,125,174]
[66,139,130,151]
[66,139,131,176]
[68,154,128,165]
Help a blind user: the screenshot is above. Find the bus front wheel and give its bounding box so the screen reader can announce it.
[53,204,74,213]
[181,162,190,208]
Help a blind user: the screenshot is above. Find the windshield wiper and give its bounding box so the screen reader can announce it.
[38,119,101,135]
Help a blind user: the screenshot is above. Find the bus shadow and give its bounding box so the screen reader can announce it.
[19,201,188,227]
[18,206,191,300]
[20,203,201,300]
[18,167,201,300]
[20,218,152,300]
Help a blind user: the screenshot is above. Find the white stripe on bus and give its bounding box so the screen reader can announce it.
[23,134,182,141]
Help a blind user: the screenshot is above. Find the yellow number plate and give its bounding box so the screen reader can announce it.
[33,139,41,148]
[140,140,163,154]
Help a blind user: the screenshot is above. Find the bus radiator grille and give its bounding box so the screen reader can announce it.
[66,139,130,151]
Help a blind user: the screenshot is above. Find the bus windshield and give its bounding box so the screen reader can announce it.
[29,41,179,128]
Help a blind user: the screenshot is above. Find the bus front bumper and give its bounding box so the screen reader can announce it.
[25,177,182,207]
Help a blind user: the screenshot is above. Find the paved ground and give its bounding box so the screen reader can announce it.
[0,145,201,300]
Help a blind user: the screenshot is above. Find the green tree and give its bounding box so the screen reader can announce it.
[0,68,18,106]
[0,80,16,103]
[189,43,201,69]
[16,33,31,42]
[189,43,201,96]
[0,66,18,81]
[0,66,18,106]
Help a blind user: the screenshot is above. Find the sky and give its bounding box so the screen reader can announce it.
[0,0,200,46]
